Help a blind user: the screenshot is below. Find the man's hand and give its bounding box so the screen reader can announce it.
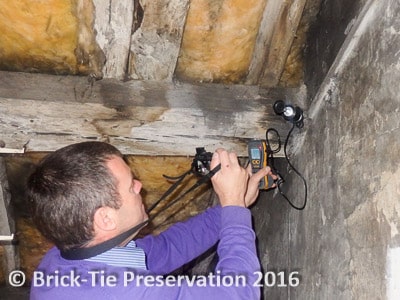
[244,166,277,207]
[210,149,248,207]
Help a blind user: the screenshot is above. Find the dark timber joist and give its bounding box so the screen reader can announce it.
[0,71,296,156]
[247,0,307,87]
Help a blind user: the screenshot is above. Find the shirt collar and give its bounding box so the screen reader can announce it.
[84,240,147,270]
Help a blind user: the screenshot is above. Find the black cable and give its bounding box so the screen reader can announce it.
[265,128,284,184]
[266,128,281,155]
[146,169,192,214]
[266,124,307,210]
[148,164,221,223]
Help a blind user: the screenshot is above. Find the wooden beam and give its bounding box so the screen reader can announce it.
[129,0,190,80]
[92,0,134,79]
[247,0,307,87]
[0,71,293,156]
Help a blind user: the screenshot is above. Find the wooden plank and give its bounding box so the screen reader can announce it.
[0,71,293,156]
[129,0,190,80]
[92,0,134,79]
[246,0,285,84]
[247,0,307,87]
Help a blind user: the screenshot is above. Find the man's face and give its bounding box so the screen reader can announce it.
[106,156,148,233]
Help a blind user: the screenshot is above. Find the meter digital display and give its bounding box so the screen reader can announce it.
[250,148,261,160]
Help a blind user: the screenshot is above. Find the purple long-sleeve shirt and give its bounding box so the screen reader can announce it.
[30,206,261,299]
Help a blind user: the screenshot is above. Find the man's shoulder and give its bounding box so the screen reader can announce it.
[37,246,60,267]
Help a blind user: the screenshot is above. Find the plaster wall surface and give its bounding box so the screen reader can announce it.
[256,0,400,299]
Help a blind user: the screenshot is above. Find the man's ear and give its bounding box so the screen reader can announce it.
[93,206,117,231]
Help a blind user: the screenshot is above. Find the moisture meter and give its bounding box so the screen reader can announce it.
[247,140,273,189]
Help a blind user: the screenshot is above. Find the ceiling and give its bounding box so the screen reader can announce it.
[0,0,322,155]
[0,0,322,86]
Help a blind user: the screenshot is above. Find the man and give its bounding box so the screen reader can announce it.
[27,141,275,299]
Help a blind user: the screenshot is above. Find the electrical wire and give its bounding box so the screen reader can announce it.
[266,124,307,210]
[147,164,221,225]
[146,170,192,214]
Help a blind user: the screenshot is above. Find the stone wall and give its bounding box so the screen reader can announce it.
[304,0,367,100]
[256,0,400,299]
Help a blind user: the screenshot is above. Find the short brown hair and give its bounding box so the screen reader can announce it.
[27,141,123,251]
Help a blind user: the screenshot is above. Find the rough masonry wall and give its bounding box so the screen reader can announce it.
[256,0,400,299]
[304,0,366,100]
